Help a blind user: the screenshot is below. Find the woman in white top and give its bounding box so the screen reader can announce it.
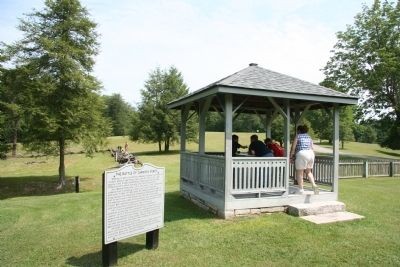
[290,125,319,194]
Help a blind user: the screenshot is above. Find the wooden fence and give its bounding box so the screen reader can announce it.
[339,159,400,178]
[290,157,400,185]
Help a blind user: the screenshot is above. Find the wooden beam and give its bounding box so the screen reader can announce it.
[216,95,225,112]
[294,104,312,125]
[212,105,224,119]
[267,97,287,119]
[187,110,197,122]
[233,111,242,122]
[233,96,249,114]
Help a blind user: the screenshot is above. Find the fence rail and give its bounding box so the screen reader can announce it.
[326,157,400,178]
[288,156,399,184]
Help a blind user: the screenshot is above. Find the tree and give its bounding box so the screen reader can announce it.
[206,112,224,132]
[0,112,9,159]
[339,106,355,148]
[353,123,377,143]
[305,110,332,143]
[103,94,136,136]
[306,106,355,148]
[5,0,110,186]
[132,66,195,152]
[0,66,34,157]
[323,0,400,149]
[234,114,264,133]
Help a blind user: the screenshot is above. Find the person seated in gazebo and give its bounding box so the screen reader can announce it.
[248,134,273,157]
[232,134,247,156]
[264,138,284,157]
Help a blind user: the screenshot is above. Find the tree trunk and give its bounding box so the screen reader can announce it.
[158,141,161,152]
[164,138,170,152]
[58,136,66,187]
[341,140,344,149]
[12,119,18,157]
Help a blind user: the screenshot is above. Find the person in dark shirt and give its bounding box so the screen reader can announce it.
[248,135,273,157]
[232,134,247,156]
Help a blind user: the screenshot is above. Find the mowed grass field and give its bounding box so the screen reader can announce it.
[0,133,399,266]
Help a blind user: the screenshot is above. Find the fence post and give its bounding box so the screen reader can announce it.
[363,161,368,178]
[389,162,394,177]
[75,176,80,193]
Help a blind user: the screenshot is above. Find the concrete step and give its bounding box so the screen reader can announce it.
[287,201,346,217]
[300,211,365,224]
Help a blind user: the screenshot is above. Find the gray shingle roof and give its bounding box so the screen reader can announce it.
[203,64,351,98]
[168,63,358,109]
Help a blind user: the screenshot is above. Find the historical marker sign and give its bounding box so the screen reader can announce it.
[103,163,165,245]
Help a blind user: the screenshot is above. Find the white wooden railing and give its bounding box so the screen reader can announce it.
[181,152,225,192]
[313,157,334,184]
[232,157,287,194]
[289,156,334,185]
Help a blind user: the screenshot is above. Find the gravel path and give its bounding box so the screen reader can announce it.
[313,144,334,154]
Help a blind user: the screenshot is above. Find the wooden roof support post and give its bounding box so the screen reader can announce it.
[180,104,191,152]
[199,97,213,154]
[283,100,291,196]
[265,110,278,139]
[332,104,340,197]
[224,94,234,218]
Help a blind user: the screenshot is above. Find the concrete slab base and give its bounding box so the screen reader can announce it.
[287,201,346,217]
[300,211,364,224]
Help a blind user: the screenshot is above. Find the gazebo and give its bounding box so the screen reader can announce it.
[168,63,358,218]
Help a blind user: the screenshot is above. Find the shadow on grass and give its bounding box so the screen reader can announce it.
[65,191,213,266]
[164,191,215,222]
[66,242,145,267]
[0,175,76,200]
[376,150,400,158]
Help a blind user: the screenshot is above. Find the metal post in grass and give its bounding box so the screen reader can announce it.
[75,176,80,193]
[146,229,159,249]
[102,241,117,267]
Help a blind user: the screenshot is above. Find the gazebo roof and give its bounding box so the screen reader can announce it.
[168,63,358,112]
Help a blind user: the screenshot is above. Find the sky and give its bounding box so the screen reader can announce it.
[0,0,374,106]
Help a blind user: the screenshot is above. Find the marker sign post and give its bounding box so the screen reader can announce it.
[102,163,165,266]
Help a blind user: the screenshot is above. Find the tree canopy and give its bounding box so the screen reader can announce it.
[131,66,196,152]
[103,94,136,136]
[2,0,110,186]
[0,66,35,157]
[323,0,400,149]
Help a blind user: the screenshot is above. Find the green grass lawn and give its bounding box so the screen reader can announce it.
[1,135,399,266]
[317,140,400,159]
